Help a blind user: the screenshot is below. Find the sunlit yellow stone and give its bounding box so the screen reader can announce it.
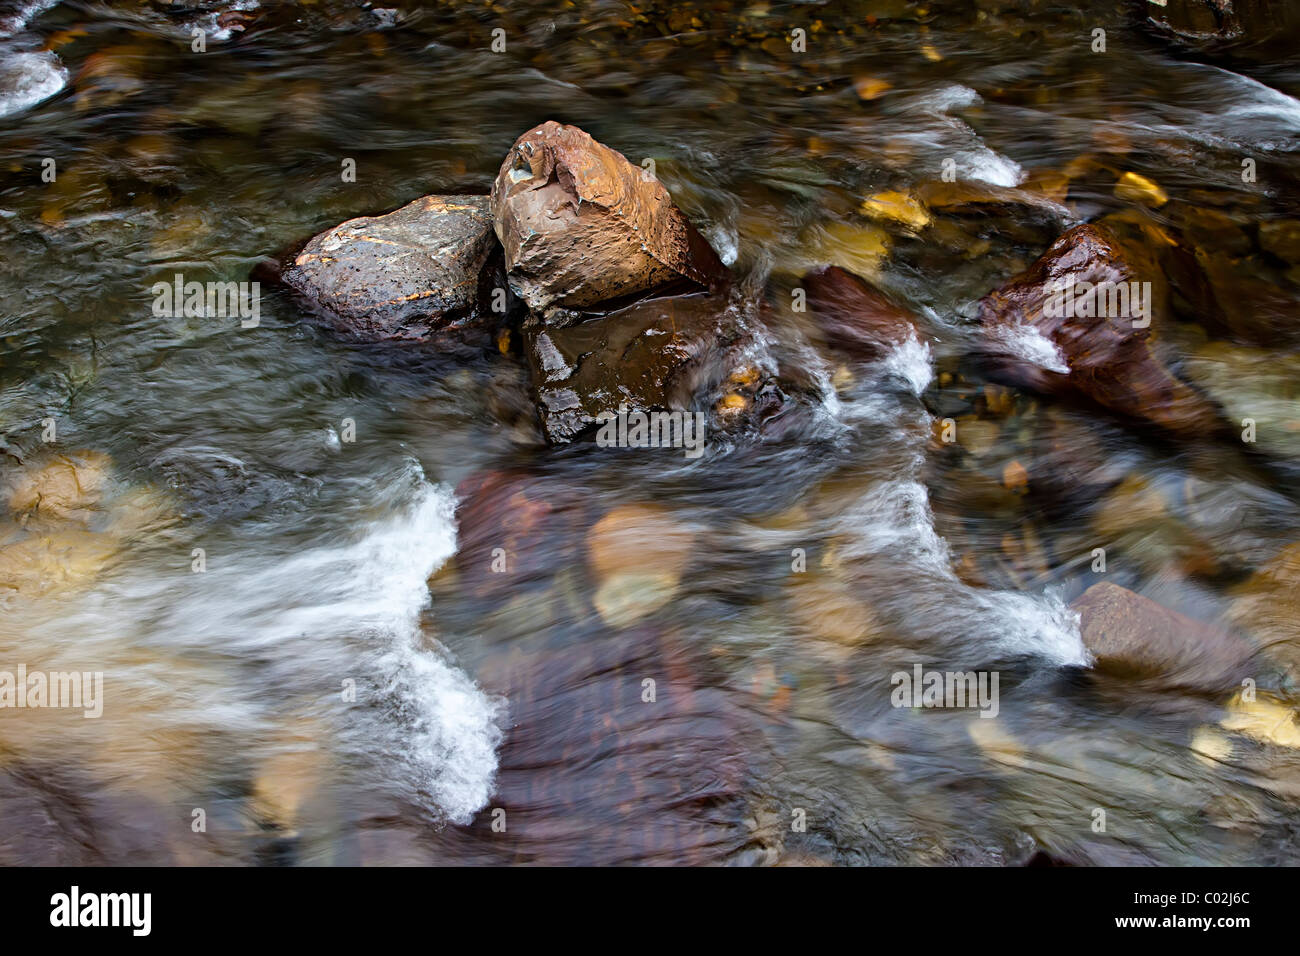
[859,190,932,230]
[1115,171,1168,207]
[1221,692,1300,749]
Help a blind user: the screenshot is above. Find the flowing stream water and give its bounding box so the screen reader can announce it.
[1,0,1299,865]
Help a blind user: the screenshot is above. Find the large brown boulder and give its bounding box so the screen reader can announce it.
[1073,581,1256,693]
[978,223,1221,437]
[803,266,921,361]
[280,195,500,342]
[524,292,739,444]
[490,121,726,316]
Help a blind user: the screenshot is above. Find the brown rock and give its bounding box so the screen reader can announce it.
[7,451,111,525]
[803,265,921,361]
[587,504,696,627]
[1229,542,1300,676]
[1072,581,1255,693]
[978,223,1221,437]
[524,292,737,444]
[455,626,760,864]
[1147,0,1300,57]
[280,195,500,342]
[449,469,585,598]
[490,121,726,315]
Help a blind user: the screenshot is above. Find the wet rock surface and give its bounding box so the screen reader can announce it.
[445,468,588,598]
[1145,0,1300,58]
[1072,581,1256,693]
[279,195,501,342]
[491,121,727,316]
[978,223,1222,438]
[524,292,740,443]
[803,265,922,361]
[447,626,765,865]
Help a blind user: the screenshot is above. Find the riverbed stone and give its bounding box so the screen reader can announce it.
[490,121,727,315]
[6,450,111,525]
[587,503,696,627]
[977,223,1221,437]
[447,469,587,599]
[1228,542,1300,678]
[802,265,921,361]
[1072,581,1255,693]
[280,195,500,342]
[524,292,738,444]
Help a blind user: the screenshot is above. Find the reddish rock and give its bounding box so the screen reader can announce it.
[978,223,1221,437]
[525,292,740,444]
[449,470,585,596]
[462,627,762,865]
[491,121,726,315]
[803,266,921,360]
[1073,581,1256,693]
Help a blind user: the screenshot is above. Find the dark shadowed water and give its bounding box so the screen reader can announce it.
[1,0,1299,865]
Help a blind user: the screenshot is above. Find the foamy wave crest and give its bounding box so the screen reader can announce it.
[837,477,1089,665]
[906,84,1025,187]
[0,50,67,118]
[61,459,503,825]
[994,323,1070,374]
[272,466,502,823]
[0,0,60,39]
[880,335,934,396]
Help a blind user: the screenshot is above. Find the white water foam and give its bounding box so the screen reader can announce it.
[908,84,1026,187]
[0,0,60,39]
[880,334,934,396]
[828,340,1088,666]
[836,470,1088,665]
[231,467,502,823]
[0,49,67,118]
[993,323,1070,375]
[46,460,502,825]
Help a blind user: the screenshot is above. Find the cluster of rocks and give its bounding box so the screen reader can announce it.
[276,119,1298,704]
[277,120,822,446]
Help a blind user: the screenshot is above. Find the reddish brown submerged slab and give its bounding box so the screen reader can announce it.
[1073,581,1257,694]
[803,265,921,361]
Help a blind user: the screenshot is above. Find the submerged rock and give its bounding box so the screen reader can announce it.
[6,450,111,525]
[459,626,761,864]
[1183,341,1300,464]
[447,469,587,599]
[1072,581,1255,693]
[279,195,502,342]
[977,223,1221,437]
[586,504,696,628]
[803,265,920,361]
[491,121,726,316]
[524,292,739,444]
[1146,0,1300,58]
[1229,542,1300,677]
